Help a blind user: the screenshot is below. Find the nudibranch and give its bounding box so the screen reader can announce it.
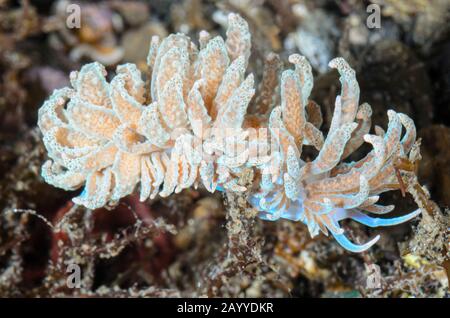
[37,13,421,252]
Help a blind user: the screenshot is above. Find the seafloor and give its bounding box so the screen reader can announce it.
[0,0,449,297]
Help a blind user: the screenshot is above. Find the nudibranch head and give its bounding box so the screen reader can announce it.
[249,56,421,252]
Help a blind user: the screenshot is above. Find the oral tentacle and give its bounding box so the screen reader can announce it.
[334,208,422,227]
[332,232,380,253]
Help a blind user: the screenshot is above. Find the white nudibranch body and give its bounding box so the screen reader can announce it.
[38,13,421,253]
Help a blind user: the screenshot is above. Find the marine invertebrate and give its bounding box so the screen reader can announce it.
[38,13,422,252]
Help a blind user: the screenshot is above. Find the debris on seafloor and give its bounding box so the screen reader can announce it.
[418,125,450,207]
[44,0,169,68]
[45,0,125,66]
[284,2,339,73]
[370,0,450,53]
